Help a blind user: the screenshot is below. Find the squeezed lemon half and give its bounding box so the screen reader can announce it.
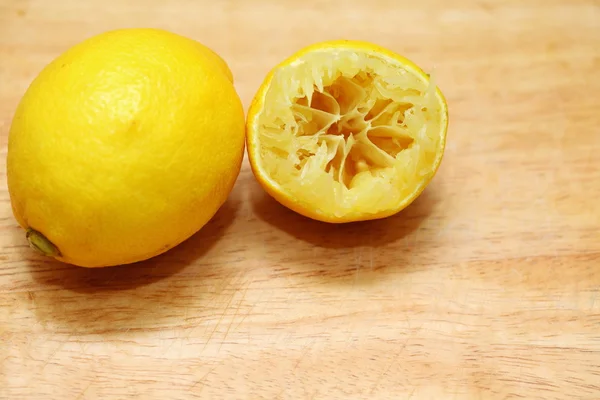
[246,40,448,223]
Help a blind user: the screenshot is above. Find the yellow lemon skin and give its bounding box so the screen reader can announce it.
[6,28,245,267]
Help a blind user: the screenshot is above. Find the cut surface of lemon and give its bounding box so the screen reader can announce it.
[246,40,449,223]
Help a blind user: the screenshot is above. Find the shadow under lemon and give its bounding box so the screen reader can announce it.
[24,196,240,336]
[249,181,440,284]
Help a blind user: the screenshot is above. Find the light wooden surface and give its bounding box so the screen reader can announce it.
[1,0,600,399]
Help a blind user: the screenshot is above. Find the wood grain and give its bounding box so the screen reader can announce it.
[1,0,599,398]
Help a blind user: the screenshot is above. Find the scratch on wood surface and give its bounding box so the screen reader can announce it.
[203,277,238,351]
[162,331,182,356]
[235,280,264,331]
[40,335,71,372]
[368,334,413,395]
[292,342,312,373]
[75,380,93,400]
[218,280,250,353]
[190,364,219,392]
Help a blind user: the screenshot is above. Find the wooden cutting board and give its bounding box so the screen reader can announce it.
[1,0,599,398]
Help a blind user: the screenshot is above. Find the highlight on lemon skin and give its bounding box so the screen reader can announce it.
[246,40,449,223]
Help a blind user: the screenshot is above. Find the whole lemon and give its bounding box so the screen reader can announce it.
[6,28,245,267]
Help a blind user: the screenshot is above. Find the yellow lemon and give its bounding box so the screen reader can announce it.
[6,28,245,267]
[246,40,448,223]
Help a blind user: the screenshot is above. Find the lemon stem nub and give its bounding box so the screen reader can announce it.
[26,228,61,257]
